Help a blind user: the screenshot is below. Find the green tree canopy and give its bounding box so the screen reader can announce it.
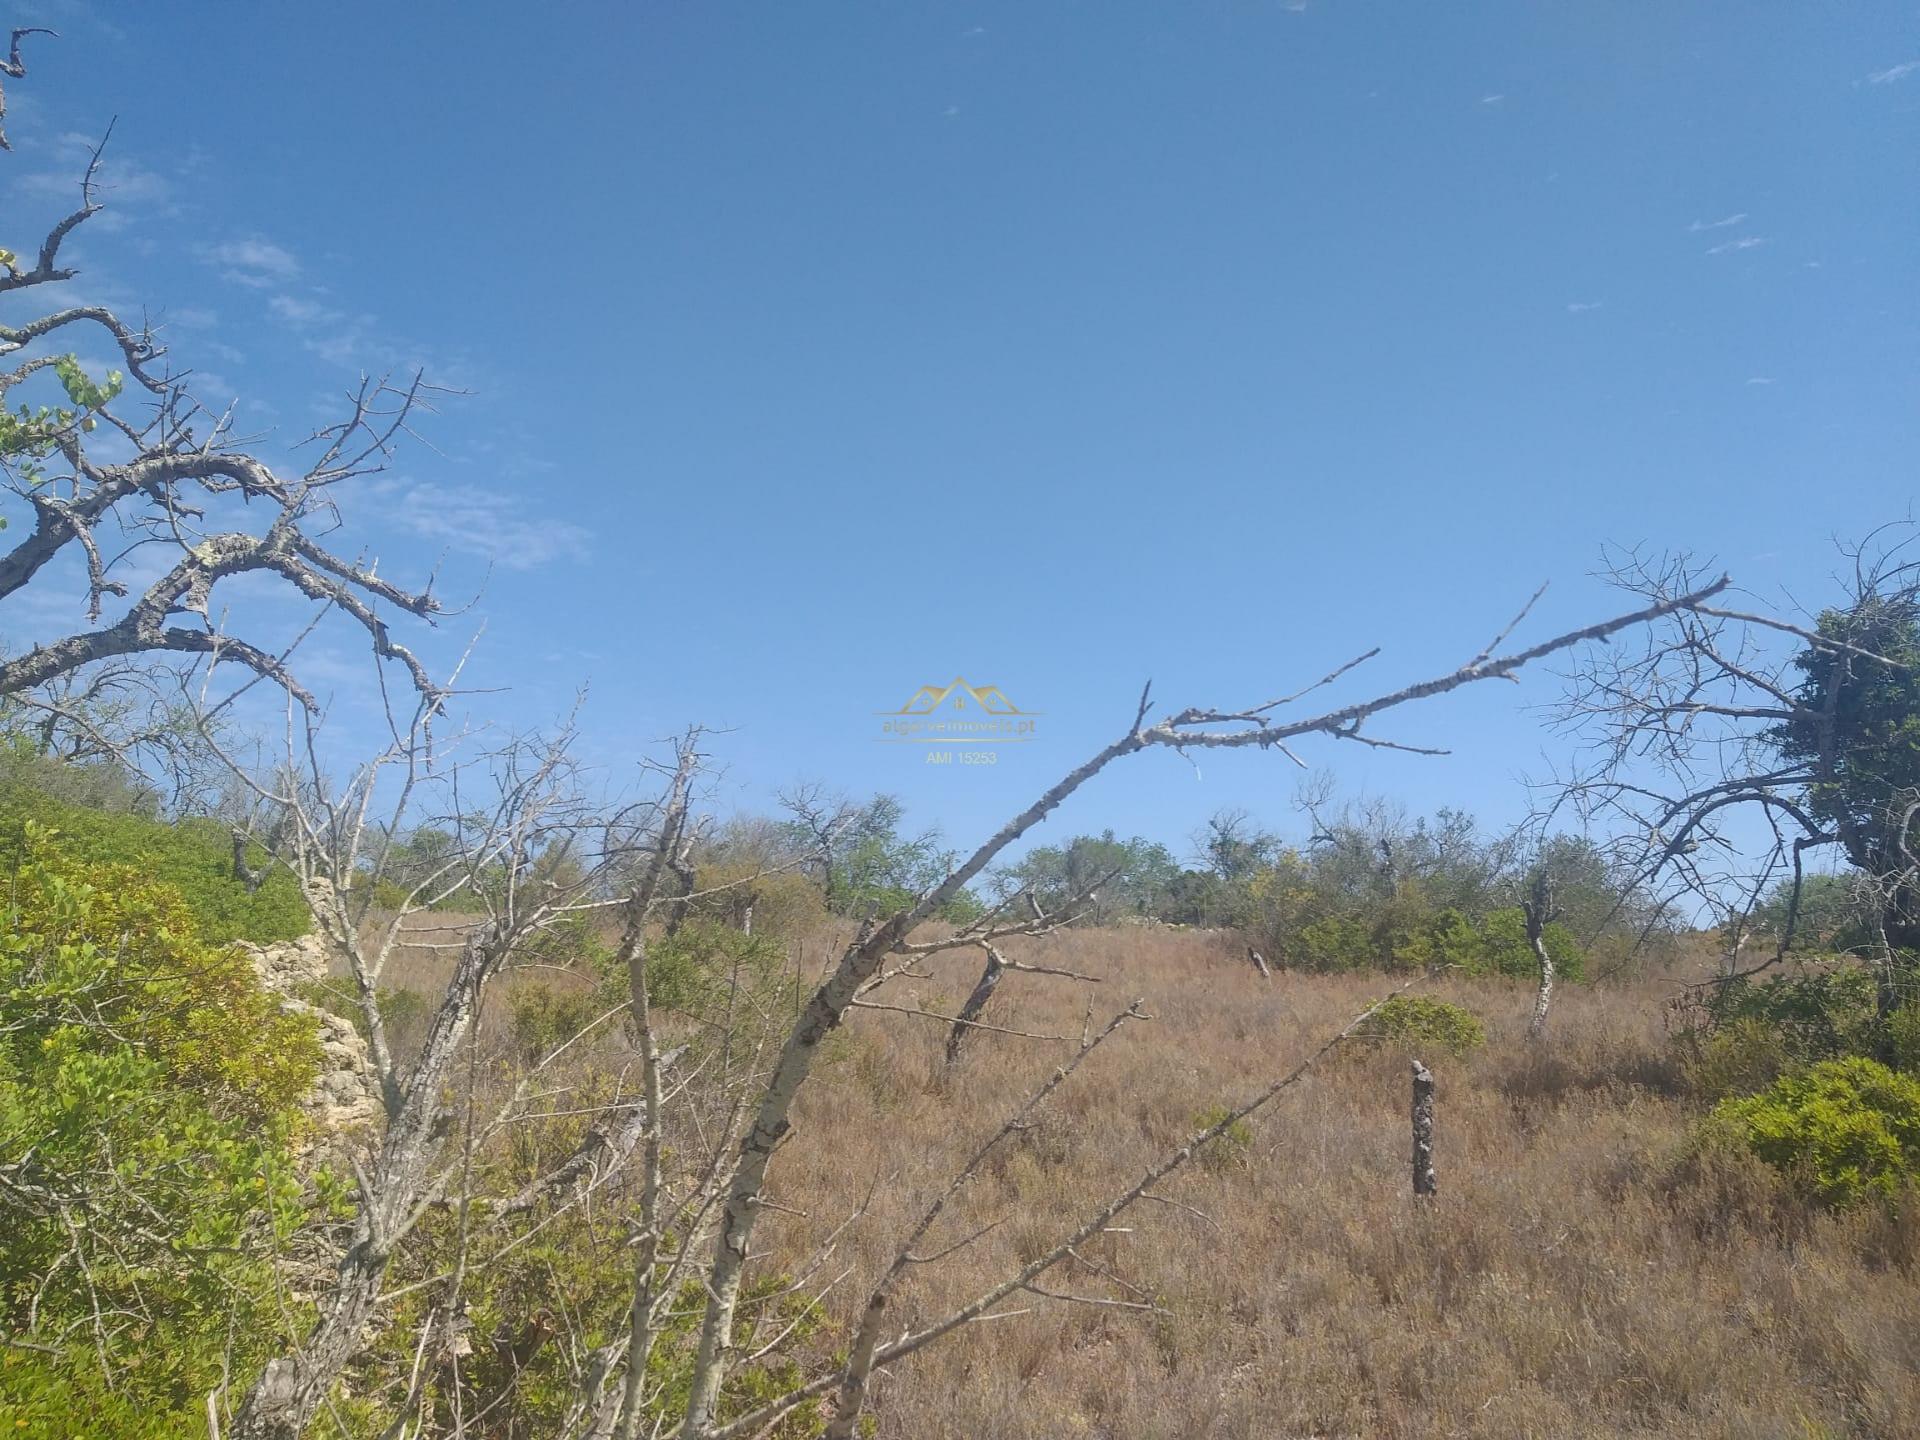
[1771,592,1920,947]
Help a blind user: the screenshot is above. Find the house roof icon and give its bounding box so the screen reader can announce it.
[886,677,1030,716]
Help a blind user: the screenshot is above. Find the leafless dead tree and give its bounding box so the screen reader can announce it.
[938,936,1105,1065]
[777,782,862,902]
[211,703,831,1439]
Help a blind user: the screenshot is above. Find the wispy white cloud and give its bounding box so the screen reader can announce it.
[388,482,591,571]
[1745,376,1776,386]
[1706,235,1766,255]
[188,335,248,367]
[264,290,402,370]
[1481,93,1505,104]
[203,234,301,288]
[262,283,484,389]
[304,323,390,369]
[189,369,236,401]
[1865,60,1920,84]
[269,293,340,326]
[0,575,89,633]
[1688,212,1747,232]
[1565,300,1603,313]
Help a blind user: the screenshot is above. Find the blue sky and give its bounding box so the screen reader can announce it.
[2,2,1914,861]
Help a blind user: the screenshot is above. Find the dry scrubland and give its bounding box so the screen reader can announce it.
[373,925,1920,1440]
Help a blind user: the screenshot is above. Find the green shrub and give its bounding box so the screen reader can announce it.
[378,982,430,1038]
[0,735,160,814]
[685,863,830,939]
[1294,914,1379,971]
[517,909,616,972]
[1716,967,1880,1061]
[0,824,318,1433]
[1680,966,1908,1099]
[1462,907,1586,981]
[1888,1003,1920,1072]
[1193,1102,1254,1171]
[1708,1057,1920,1207]
[640,918,787,1017]
[1684,1014,1799,1101]
[1353,995,1486,1057]
[367,1190,823,1438]
[1285,905,1585,978]
[508,979,607,1062]
[298,981,430,1055]
[0,782,307,942]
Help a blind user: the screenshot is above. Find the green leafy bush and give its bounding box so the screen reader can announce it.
[1284,904,1585,978]
[362,1171,824,1438]
[1887,1003,1920,1072]
[1718,967,1880,1059]
[300,980,431,1057]
[508,978,608,1062]
[1293,914,1378,971]
[1680,967,1913,1099]
[1708,1057,1920,1207]
[0,782,307,942]
[1353,995,1486,1057]
[1193,1102,1255,1171]
[640,918,788,1018]
[1462,907,1586,981]
[0,825,319,1433]
[1684,1015,1799,1101]
[0,734,162,813]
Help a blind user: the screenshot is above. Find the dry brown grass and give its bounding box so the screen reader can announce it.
[370,920,1920,1438]
[753,927,1920,1440]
